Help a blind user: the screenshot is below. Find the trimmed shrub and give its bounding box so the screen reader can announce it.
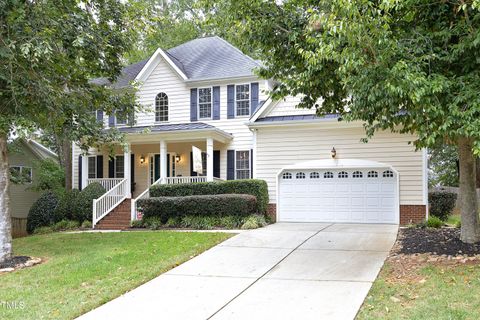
[149,179,269,214]
[52,219,80,231]
[130,219,144,228]
[75,182,106,222]
[241,215,268,230]
[81,220,93,229]
[425,216,444,228]
[27,191,60,233]
[429,191,457,221]
[138,194,257,223]
[54,189,81,221]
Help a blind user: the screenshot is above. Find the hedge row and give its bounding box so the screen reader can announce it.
[138,194,257,223]
[150,179,269,214]
[428,191,457,221]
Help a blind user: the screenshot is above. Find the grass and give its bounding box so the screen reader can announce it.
[446,214,461,227]
[357,262,480,319]
[0,231,231,319]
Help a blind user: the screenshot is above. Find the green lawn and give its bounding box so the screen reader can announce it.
[357,262,480,319]
[0,231,231,319]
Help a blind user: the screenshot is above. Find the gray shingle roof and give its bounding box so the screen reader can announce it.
[117,122,231,135]
[93,36,260,88]
[255,114,340,122]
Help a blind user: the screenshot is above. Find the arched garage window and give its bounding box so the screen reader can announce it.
[282,172,292,179]
[296,172,306,179]
[324,171,334,178]
[367,170,378,178]
[155,92,168,122]
[338,171,348,178]
[383,170,394,178]
[352,171,363,178]
[310,172,320,179]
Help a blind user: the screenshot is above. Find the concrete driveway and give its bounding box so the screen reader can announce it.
[78,223,398,320]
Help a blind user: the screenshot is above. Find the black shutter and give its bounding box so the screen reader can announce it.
[250,82,259,115]
[131,154,135,192]
[96,155,103,178]
[190,88,198,122]
[250,149,253,179]
[167,154,170,178]
[213,150,220,178]
[213,86,220,120]
[108,157,115,178]
[108,113,115,127]
[227,85,235,119]
[78,155,82,189]
[227,150,235,180]
[190,152,197,176]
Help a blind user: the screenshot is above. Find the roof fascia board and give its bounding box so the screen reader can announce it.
[249,97,276,122]
[247,119,362,129]
[185,75,260,85]
[135,48,188,83]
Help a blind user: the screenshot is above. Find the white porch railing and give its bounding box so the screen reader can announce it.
[87,178,124,191]
[92,179,128,227]
[164,176,208,184]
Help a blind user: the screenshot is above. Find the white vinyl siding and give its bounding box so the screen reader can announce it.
[255,124,424,205]
[265,95,317,117]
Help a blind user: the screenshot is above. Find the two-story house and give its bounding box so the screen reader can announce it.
[72,36,428,229]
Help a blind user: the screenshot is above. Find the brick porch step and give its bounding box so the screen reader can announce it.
[94,199,131,230]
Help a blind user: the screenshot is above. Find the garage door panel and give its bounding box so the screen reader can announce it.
[279,168,398,224]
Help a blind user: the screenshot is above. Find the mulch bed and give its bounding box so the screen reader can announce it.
[385,228,480,283]
[396,228,480,256]
[0,256,42,273]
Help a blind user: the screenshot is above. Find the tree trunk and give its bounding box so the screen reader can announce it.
[476,158,480,189]
[0,133,12,262]
[458,137,480,243]
[62,137,72,190]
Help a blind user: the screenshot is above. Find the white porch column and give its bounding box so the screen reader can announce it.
[206,138,214,182]
[81,155,88,190]
[124,144,131,198]
[160,140,167,184]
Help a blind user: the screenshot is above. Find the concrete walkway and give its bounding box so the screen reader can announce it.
[78,223,398,320]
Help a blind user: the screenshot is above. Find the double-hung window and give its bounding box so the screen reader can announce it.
[115,155,125,178]
[198,88,212,119]
[9,166,32,184]
[235,84,250,116]
[235,150,250,179]
[88,156,97,179]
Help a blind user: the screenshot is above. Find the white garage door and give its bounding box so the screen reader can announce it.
[278,168,398,224]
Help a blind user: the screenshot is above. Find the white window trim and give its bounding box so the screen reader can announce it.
[234,150,250,180]
[87,156,97,179]
[155,92,169,123]
[197,86,213,120]
[234,83,251,118]
[10,165,33,184]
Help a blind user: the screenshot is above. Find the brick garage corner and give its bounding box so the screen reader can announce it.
[400,205,427,225]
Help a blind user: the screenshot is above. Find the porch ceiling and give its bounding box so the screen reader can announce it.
[120,123,233,144]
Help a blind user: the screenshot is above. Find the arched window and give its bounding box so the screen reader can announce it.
[367,171,378,178]
[310,172,320,179]
[296,172,306,179]
[383,170,394,178]
[352,171,363,178]
[155,93,168,122]
[324,171,334,179]
[282,172,292,179]
[338,171,349,178]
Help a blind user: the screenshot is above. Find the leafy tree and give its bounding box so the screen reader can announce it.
[429,144,459,188]
[215,0,480,242]
[0,0,140,262]
[31,159,65,194]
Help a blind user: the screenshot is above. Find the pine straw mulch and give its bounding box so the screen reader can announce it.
[384,228,480,283]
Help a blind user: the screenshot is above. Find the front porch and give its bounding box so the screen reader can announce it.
[80,126,232,228]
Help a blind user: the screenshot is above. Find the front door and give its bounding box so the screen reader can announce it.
[150,153,175,184]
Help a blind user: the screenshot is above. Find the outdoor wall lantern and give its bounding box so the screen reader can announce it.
[140,155,145,164]
[175,155,181,163]
[331,147,337,158]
